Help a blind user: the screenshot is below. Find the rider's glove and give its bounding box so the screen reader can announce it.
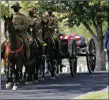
[55,29,58,32]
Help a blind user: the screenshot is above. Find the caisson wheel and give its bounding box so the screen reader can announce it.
[86,38,96,74]
[68,39,77,77]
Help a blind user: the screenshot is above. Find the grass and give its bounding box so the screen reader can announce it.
[74,89,108,99]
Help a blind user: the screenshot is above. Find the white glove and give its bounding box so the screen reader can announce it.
[55,29,58,32]
[30,28,33,32]
[104,49,107,52]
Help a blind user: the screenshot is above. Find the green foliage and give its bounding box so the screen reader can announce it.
[1,1,108,38]
[1,4,9,19]
[57,1,108,28]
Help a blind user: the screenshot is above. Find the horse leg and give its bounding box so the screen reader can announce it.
[32,64,36,82]
[28,65,33,83]
[49,59,56,79]
[56,59,60,75]
[23,65,27,82]
[19,64,23,82]
[12,68,18,90]
[34,60,39,83]
[25,65,32,84]
[4,60,12,89]
[41,59,45,80]
[5,67,12,89]
[12,63,21,90]
[35,66,39,83]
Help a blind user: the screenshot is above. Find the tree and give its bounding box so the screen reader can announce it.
[1,3,10,19]
[56,1,109,70]
[1,0,108,70]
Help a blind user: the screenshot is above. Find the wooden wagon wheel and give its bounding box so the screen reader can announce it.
[86,38,96,74]
[68,38,77,77]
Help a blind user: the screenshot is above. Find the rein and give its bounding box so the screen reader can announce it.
[6,36,24,54]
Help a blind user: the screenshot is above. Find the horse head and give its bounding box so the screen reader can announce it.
[4,15,16,48]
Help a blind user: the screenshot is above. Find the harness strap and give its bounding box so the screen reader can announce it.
[6,42,24,54]
[34,39,39,48]
[15,44,24,53]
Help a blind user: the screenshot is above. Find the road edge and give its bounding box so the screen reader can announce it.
[73,86,109,99]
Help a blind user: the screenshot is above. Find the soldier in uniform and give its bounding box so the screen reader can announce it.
[27,8,46,56]
[42,8,61,54]
[11,2,30,59]
[1,2,30,60]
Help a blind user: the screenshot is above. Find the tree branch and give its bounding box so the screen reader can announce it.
[82,21,97,39]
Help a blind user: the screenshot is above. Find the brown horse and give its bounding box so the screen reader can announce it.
[3,15,25,90]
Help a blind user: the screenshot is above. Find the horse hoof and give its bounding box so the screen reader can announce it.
[45,72,49,74]
[56,74,60,76]
[34,80,39,83]
[6,82,12,89]
[25,82,32,84]
[12,85,17,91]
[40,78,45,81]
[18,82,20,85]
[50,76,56,80]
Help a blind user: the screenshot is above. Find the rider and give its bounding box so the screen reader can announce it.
[1,2,30,60]
[27,8,47,56]
[11,2,30,59]
[41,8,61,55]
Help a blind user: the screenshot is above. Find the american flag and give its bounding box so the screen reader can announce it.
[60,34,85,47]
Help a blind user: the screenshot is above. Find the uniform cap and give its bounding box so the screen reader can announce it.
[28,8,34,12]
[11,2,22,9]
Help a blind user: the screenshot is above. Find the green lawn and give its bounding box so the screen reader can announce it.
[74,89,108,99]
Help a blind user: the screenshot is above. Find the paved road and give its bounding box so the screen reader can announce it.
[1,72,109,99]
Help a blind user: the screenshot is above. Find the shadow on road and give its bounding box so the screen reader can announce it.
[1,72,109,95]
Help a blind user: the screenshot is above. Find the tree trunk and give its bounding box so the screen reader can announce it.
[94,39,106,71]
[83,21,106,71]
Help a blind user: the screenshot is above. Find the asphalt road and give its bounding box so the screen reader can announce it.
[1,71,109,99]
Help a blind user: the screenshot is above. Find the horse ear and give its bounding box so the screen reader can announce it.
[4,15,6,20]
[10,14,13,19]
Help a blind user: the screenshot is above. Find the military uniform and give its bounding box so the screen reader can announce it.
[1,2,30,60]
[42,12,61,53]
[27,8,46,47]
[12,12,29,51]
[11,3,30,58]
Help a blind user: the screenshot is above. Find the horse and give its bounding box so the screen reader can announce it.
[41,21,58,79]
[25,26,46,83]
[3,15,25,90]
